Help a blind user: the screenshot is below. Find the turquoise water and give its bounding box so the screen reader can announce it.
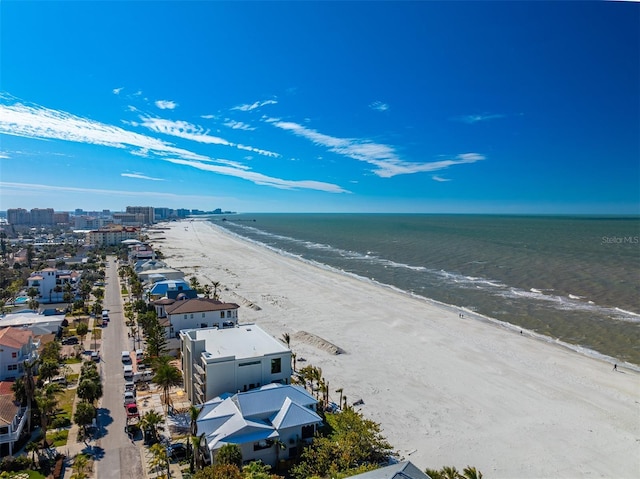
[211,214,640,365]
[15,296,28,304]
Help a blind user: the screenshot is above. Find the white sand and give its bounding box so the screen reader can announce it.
[149,219,640,478]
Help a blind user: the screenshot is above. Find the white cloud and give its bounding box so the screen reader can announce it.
[201,114,216,119]
[163,158,349,193]
[155,100,178,110]
[121,172,165,181]
[369,101,389,112]
[0,181,226,202]
[232,99,277,112]
[140,116,278,158]
[113,87,124,95]
[223,119,255,131]
[432,175,451,182]
[268,119,485,178]
[456,113,505,124]
[0,95,346,194]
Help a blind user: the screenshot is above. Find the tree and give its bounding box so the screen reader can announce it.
[242,461,283,479]
[76,321,89,345]
[25,440,39,466]
[27,286,39,309]
[70,454,90,479]
[77,378,102,404]
[193,464,242,479]
[149,443,170,479]
[153,360,183,413]
[203,284,212,299]
[74,402,96,436]
[26,244,35,268]
[40,340,61,362]
[38,359,60,383]
[139,410,164,445]
[190,276,201,292]
[188,405,203,472]
[211,281,221,301]
[215,443,242,468]
[290,408,394,479]
[281,333,290,349]
[35,383,62,448]
[22,358,37,433]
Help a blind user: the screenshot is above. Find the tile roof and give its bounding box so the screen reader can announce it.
[165,298,239,315]
[0,328,33,349]
[0,394,19,427]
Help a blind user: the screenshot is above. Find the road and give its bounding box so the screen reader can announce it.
[95,256,144,479]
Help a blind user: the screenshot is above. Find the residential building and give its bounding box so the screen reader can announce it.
[197,383,322,467]
[27,267,80,304]
[346,462,432,479]
[0,328,39,381]
[7,209,30,226]
[149,280,197,303]
[180,324,292,404]
[0,381,28,456]
[0,311,65,336]
[126,206,155,225]
[86,225,139,246]
[29,208,55,225]
[163,298,239,337]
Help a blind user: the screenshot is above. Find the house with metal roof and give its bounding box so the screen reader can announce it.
[346,461,432,479]
[180,323,292,404]
[196,383,322,468]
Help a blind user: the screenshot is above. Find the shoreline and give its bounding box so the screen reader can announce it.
[149,219,640,478]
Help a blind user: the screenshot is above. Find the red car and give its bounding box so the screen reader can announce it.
[125,403,139,419]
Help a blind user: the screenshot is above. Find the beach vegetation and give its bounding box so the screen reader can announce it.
[152,357,183,412]
[193,463,242,479]
[290,408,394,479]
[215,444,243,468]
[425,466,483,479]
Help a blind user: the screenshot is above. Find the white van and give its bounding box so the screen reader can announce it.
[102,310,109,320]
[133,370,153,383]
[123,365,134,380]
[121,351,131,363]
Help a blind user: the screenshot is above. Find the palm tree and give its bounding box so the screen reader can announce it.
[335,388,344,411]
[149,443,170,479]
[139,410,165,445]
[462,466,483,479]
[154,361,183,413]
[211,281,221,301]
[70,454,90,479]
[36,383,62,448]
[202,284,212,299]
[188,405,202,473]
[23,358,37,432]
[26,440,40,466]
[281,333,291,348]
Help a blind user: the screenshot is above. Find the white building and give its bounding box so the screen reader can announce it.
[161,297,240,339]
[0,311,65,336]
[0,328,39,381]
[180,324,292,404]
[197,383,322,467]
[27,268,80,304]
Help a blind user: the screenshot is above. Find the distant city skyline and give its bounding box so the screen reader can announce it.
[1,1,638,214]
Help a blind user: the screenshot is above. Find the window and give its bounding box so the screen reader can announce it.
[239,360,260,367]
[7,364,18,371]
[190,314,194,319]
[227,311,231,318]
[11,352,17,358]
[253,439,273,451]
[202,313,205,318]
[301,424,315,439]
[201,323,207,328]
[184,314,187,319]
[220,312,224,318]
[271,358,281,374]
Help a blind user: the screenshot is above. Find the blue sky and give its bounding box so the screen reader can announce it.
[0,1,638,214]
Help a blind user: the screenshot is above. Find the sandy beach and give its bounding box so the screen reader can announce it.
[149,219,639,478]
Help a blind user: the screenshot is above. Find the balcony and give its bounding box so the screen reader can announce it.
[0,406,28,447]
[193,363,205,376]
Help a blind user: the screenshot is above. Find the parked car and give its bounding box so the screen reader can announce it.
[91,351,100,362]
[123,365,134,380]
[121,351,131,363]
[166,443,187,462]
[125,403,139,419]
[124,380,136,392]
[62,336,79,345]
[123,391,136,405]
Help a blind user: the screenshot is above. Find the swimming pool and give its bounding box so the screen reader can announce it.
[14,296,28,304]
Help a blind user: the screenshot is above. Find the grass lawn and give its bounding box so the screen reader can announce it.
[64,357,82,364]
[67,373,80,384]
[46,429,68,447]
[6,471,47,479]
[57,388,76,420]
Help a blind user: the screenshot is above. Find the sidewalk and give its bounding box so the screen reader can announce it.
[59,315,101,479]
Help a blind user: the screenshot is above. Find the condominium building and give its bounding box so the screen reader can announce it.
[180,324,292,404]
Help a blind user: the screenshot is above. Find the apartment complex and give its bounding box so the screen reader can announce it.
[180,324,292,404]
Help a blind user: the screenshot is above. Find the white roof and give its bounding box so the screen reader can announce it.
[197,384,321,451]
[184,324,289,361]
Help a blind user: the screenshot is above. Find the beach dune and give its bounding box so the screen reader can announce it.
[150,220,639,478]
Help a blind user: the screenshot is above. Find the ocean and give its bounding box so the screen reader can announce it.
[209,214,640,366]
